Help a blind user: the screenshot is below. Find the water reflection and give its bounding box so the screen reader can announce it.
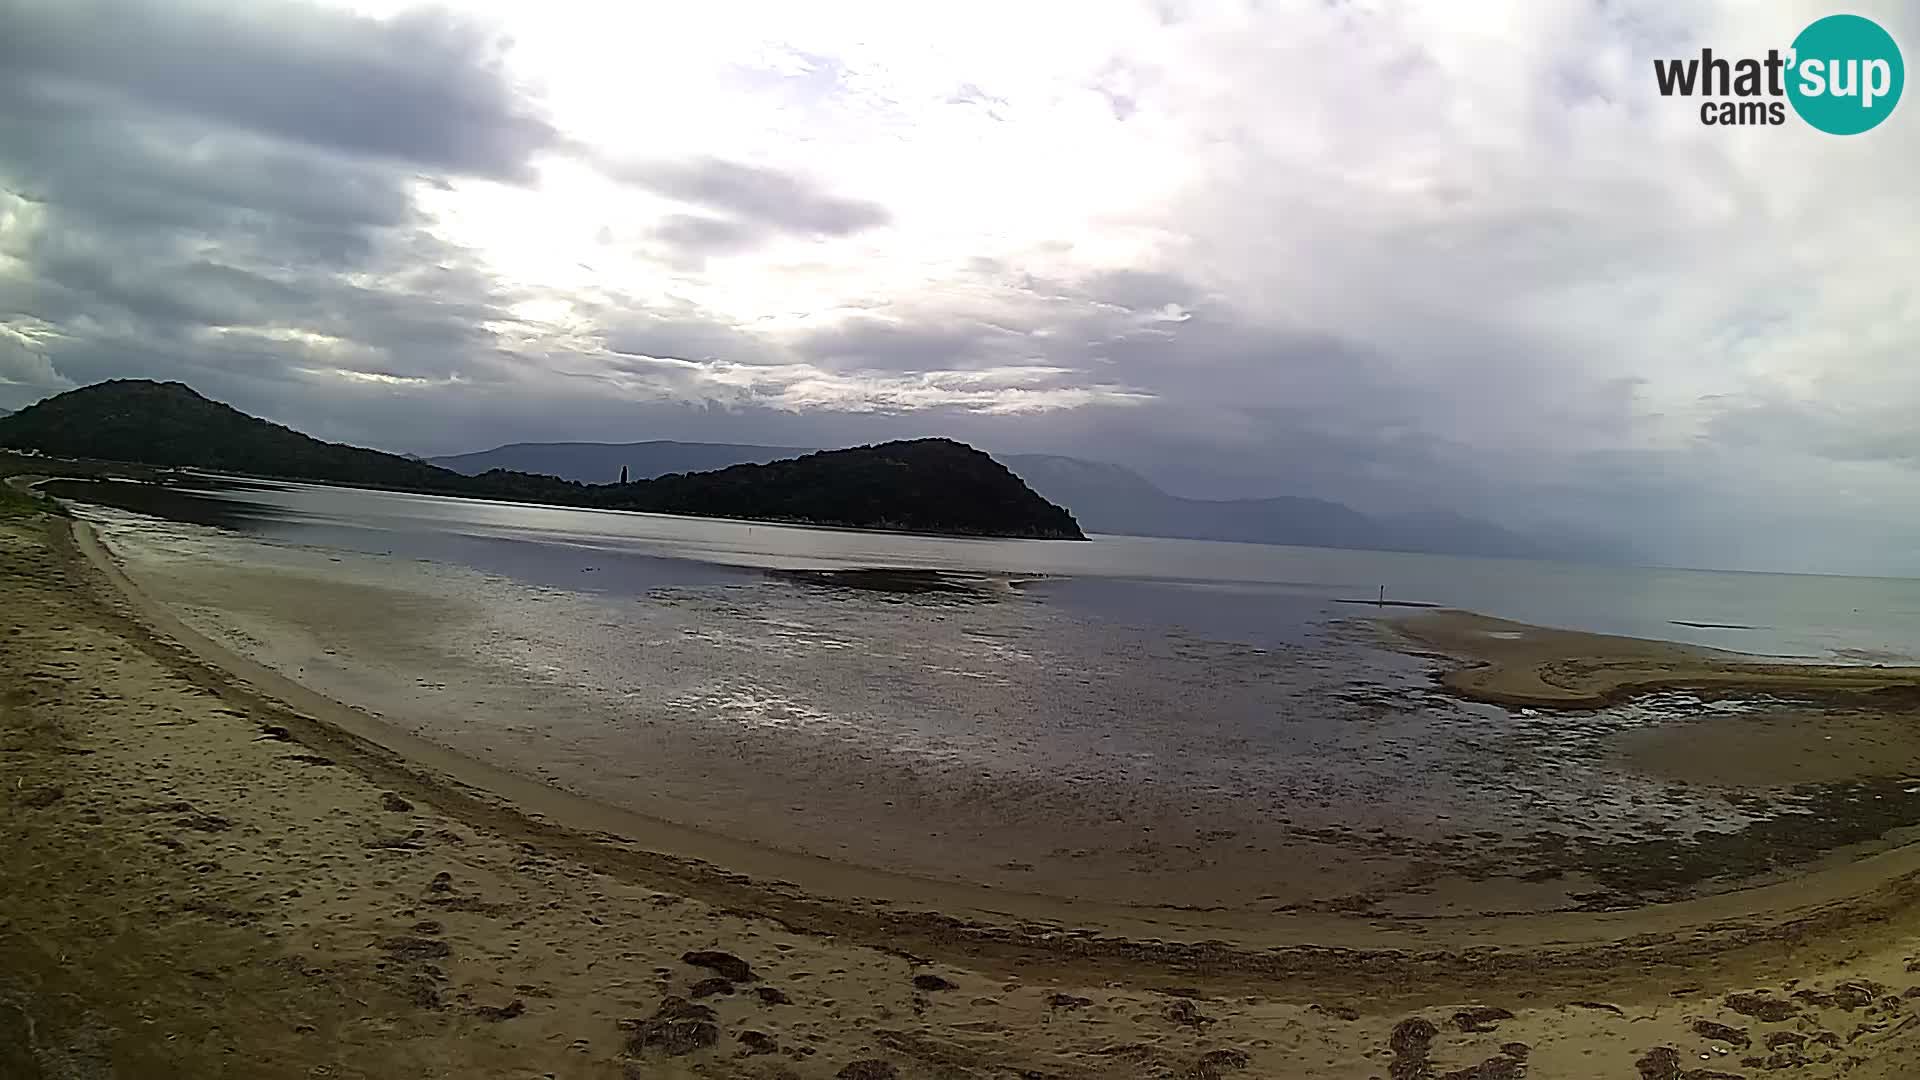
[63,475,1920,909]
[766,566,1003,599]
[43,473,1920,661]
[43,478,291,532]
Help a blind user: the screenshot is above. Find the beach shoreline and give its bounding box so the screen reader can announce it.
[9,509,1920,1075]
[57,509,1920,960]
[1392,609,1920,709]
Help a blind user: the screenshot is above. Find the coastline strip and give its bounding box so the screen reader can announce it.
[51,513,1920,988]
[1393,609,1920,709]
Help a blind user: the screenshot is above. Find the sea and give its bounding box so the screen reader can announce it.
[44,475,1920,914]
[54,474,1920,663]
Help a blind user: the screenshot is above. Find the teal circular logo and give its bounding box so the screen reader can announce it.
[1787,14,1904,135]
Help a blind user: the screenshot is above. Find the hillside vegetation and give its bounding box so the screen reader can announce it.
[0,381,1083,539]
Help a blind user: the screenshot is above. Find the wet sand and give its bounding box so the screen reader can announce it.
[1395,610,1920,708]
[64,502,1920,929]
[9,505,1920,1075]
[1616,709,1920,789]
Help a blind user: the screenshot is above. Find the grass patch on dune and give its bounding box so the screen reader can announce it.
[0,484,63,520]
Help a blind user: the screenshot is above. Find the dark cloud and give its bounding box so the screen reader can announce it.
[612,157,890,238]
[647,214,769,266]
[794,315,1029,372]
[0,0,559,181]
[0,93,417,236]
[1065,269,1203,312]
[781,270,1207,378]
[0,0,548,420]
[595,307,779,367]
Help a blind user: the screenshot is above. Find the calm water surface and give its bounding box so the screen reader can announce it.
[45,474,1920,910]
[56,474,1920,662]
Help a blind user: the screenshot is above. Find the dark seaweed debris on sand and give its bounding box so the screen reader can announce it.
[1387,1016,1436,1079]
[624,996,719,1056]
[1520,774,1920,903]
[681,949,755,982]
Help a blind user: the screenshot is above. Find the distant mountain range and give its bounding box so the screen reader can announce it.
[4,382,1617,557]
[0,381,1083,539]
[1002,454,1560,557]
[434,440,1604,560]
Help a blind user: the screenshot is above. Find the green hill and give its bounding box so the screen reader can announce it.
[604,440,1083,538]
[0,380,1083,539]
[0,379,465,488]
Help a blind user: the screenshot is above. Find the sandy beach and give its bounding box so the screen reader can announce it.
[1394,610,1920,709]
[8,506,1920,1077]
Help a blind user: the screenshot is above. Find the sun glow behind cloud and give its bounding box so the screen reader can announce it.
[331,0,1209,416]
[367,0,1194,334]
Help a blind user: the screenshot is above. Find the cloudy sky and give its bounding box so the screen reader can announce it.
[1,0,1916,573]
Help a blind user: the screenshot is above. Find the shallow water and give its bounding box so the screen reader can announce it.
[51,474,1920,661]
[54,477,1920,914]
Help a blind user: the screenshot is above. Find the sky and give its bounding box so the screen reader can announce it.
[0,0,1916,574]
